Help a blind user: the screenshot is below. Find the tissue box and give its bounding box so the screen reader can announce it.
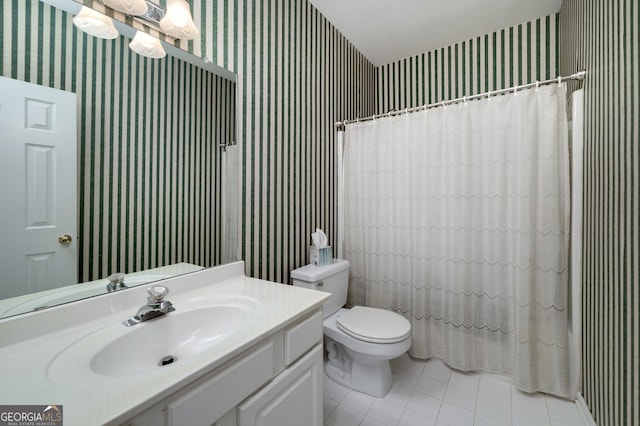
[310,246,333,266]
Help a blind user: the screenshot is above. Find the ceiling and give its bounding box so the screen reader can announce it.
[308,0,563,66]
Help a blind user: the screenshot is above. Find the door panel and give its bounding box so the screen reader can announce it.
[0,76,77,299]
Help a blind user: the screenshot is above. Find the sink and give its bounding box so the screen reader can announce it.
[47,296,261,382]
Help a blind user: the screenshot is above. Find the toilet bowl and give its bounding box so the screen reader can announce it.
[292,260,412,397]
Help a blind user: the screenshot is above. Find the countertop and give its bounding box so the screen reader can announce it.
[0,261,329,425]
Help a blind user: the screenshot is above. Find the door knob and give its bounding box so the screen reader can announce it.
[58,234,73,245]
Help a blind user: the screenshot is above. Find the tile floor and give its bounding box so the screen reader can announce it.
[323,355,586,426]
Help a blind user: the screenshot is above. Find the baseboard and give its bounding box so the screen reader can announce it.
[576,393,596,425]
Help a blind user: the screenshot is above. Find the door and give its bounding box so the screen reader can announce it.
[0,76,77,299]
[238,344,323,426]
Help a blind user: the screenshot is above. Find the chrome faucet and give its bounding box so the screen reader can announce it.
[122,285,175,327]
[106,273,128,292]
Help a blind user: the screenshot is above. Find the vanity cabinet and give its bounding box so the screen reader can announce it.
[123,309,323,426]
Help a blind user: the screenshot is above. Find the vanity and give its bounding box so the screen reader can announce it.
[0,262,329,426]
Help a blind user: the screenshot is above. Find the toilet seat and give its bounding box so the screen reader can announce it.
[336,306,411,344]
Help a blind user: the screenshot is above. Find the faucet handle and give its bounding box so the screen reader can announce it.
[107,272,125,284]
[147,285,170,302]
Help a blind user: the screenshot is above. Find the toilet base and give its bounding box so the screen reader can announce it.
[325,337,394,397]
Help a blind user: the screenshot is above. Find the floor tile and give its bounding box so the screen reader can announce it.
[545,395,583,424]
[394,367,423,390]
[422,359,452,383]
[360,416,388,426]
[323,396,339,420]
[406,389,442,418]
[476,389,511,424]
[511,387,548,415]
[340,389,376,414]
[323,404,364,426]
[448,370,481,390]
[437,402,475,426]
[324,379,350,402]
[511,406,551,426]
[474,414,509,426]
[398,408,438,426]
[383,383,414,408]
[415,375,448,399]
[367,398,406,426]
[321,359,590,426]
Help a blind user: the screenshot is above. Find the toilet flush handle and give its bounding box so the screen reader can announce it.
[315,281,324,287]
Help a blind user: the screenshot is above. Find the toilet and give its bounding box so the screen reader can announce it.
[292,259,411,397]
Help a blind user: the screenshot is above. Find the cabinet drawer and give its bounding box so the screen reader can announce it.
[284,310,322,365]
[167,341,274,426]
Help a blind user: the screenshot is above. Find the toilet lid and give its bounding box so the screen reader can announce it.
[336,306,411,344]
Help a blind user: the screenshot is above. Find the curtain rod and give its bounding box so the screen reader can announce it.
[335,70,586,131]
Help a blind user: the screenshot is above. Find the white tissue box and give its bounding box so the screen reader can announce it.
[310,246,333,266]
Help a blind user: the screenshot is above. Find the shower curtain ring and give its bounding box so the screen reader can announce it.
[557,76,562,86]
[535,81,540,90]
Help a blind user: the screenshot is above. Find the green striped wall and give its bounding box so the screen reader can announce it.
[1,0,236,282]
[375,14,559,112]
[560,1,639,425]
[186,0,376,282]
[4,0,376,285]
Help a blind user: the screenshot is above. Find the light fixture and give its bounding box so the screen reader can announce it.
[72,6,118,39]
[102,0,148,16]
[159,0,198,40]
[129,31,166,59]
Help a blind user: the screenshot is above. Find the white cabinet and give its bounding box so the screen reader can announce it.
[123,309,323,426]
[238,344,323,426]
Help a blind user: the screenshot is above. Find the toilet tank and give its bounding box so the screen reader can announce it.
[291,259,349,318]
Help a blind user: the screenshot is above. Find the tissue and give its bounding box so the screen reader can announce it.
[311,228,328,247]
[310,228,332,266]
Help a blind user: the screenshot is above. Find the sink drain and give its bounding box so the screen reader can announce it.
[158,355,178,366]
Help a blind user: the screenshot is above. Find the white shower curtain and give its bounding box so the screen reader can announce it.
[343,84,572,398]
[222,144,240,264]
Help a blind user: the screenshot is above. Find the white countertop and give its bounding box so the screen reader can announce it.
[0,261,329,425]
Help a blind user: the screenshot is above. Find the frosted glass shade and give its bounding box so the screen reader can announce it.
[159,0,199,40]
[103,0,148,16]
[72,7,118,39]
[129,31,166,59]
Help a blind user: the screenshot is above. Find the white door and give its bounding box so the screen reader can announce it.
[238,344,323,426]
[0,76,77,299]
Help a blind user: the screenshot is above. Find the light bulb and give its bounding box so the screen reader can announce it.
[72,6,118,40]
[129,31,166,59]
[159,0,199,40]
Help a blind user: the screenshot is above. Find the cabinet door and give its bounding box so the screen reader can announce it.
[238,344,323,426]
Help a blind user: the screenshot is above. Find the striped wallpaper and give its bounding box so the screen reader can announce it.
[375,14,559,112]
[3,0,376,286]
[185,0,377,282]
[1,0,236,282]
[560,1,639,425]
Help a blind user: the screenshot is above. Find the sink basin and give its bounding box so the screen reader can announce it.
[47,297,261,382]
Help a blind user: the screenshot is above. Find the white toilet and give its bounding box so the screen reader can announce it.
[292,259,411,397]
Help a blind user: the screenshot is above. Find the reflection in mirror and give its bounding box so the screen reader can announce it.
[0,0,238,318]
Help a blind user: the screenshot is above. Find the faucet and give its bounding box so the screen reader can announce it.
[122,285,175,327]
[106,273,128,292]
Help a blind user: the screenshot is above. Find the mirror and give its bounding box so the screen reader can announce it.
[0,0,238,318]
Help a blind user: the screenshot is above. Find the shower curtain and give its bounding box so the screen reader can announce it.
[221,144,240,264]
[343,84,572,398]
